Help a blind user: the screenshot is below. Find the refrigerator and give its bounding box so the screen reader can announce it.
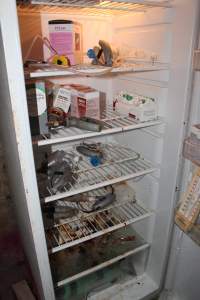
[0,0,199,299]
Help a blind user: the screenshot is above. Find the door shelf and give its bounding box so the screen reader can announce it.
[50,227,149,287]
[46,199,152,253]
[36,107,163,147]
[42,143,156,203]
[26,62,169,79]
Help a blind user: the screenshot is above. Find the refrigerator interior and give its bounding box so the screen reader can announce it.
[0,0,198,299]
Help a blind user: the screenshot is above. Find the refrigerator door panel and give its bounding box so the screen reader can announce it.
[162,227,200,300]
[0,1,55,299]
[162,5,200,300]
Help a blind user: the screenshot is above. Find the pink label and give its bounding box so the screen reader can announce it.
[78,97,86,117]
[50,32,73,54]
[71,96,100,119]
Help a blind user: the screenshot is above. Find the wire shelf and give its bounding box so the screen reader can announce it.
[26,62,169,79]
[17,1,172,16]
[46,199,152,253]
[37,106,163,147]
[42,142,156,203]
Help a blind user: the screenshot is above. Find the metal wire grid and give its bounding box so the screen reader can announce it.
[46,200,152,253]
[76,142,140,165]
[44,153,155,203]
[38,106,162,146]
[17,1,172,16]
[55,186,111,209]
[33,0,101,5]
[27,62,168,79]
[17,5,139,16]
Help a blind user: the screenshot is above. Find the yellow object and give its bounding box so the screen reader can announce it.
[52,55,70,66]
[175,167,200,232]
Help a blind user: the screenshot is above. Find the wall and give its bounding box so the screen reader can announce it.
[18,13,43,62]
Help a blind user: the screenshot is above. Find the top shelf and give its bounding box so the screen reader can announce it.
[26,62,169,79]
[17,0,173,16]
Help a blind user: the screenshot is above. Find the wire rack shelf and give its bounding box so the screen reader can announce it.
[42,142,156,203]
[36,106,163,147]
[47,199,152,253]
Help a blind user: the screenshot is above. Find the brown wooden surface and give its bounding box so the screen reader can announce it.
[12,280,36,300]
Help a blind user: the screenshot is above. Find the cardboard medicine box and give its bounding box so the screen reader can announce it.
[48,20,83,65]
[69,84,101,119]
[115,92,158,122]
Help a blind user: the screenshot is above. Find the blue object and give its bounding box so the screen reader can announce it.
[90,155,101,167]
[87,49,96,59]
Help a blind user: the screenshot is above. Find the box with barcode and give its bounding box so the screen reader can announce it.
[53,86,71,113]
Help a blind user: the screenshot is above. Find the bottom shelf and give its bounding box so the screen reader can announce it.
[88,273,158,300]
[50,226,149,288]
[55,260,135,300]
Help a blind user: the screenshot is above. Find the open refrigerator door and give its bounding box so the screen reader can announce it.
[0,0,199,299]
[162,24,200,300]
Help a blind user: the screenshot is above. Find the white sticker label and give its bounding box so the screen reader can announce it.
[27,84,46,117]
[54,88,71,113]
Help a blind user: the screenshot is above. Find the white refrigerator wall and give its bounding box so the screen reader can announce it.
[163,228,200,300]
